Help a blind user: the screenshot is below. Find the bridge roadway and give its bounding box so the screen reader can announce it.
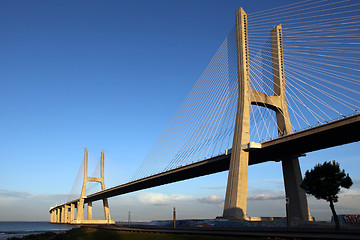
[58,113,360,207]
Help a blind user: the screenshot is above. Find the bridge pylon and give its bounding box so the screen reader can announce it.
[72,148,114,224]
[223,7,311,221]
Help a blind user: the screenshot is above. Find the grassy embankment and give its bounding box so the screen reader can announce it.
[9,227,274,240]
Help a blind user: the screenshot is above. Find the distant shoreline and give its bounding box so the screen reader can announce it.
[0,222,74,240]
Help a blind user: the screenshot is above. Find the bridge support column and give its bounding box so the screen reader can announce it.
[270,24,310,221]
[56,208,60,223]
[103,199,110,221]
[70,203,75,222]
[53,210,56,223]
[64,205,70,223]
[223,7,251,219]
[88,202,92,220]
[282,157,311,220]
[61,206,65,223]
[76,199,85,222]
[75,148,88,223]
[50,210,54,223]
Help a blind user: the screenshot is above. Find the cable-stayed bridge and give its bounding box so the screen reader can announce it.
[50,1,360,224]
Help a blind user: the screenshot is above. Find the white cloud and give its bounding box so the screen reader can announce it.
[137,192,194,206]
[197,195,224,204]
[248,194,285,201]
[339,188,360,198]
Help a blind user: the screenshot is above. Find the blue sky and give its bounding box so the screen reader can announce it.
[0,0,359,222]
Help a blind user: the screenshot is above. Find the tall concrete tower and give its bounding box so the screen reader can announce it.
[74,148,113,224]
[223,7,310,221]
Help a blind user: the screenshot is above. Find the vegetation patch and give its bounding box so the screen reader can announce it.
[8,227,275,240]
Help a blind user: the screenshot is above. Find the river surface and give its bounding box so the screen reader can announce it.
[0,222,75,239]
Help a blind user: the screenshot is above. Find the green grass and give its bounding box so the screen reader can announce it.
[9,227,274,240]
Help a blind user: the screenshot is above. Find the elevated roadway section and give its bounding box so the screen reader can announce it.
[59,113,359,205]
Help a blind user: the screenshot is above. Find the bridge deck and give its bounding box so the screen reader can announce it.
[52,114,360,209]
[252,113,360,164]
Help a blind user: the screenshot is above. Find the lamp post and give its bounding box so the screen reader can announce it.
[173,207,176,229]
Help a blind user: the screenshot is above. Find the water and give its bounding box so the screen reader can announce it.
[0,222,75,240]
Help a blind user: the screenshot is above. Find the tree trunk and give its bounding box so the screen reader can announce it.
[329,199,340,230]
